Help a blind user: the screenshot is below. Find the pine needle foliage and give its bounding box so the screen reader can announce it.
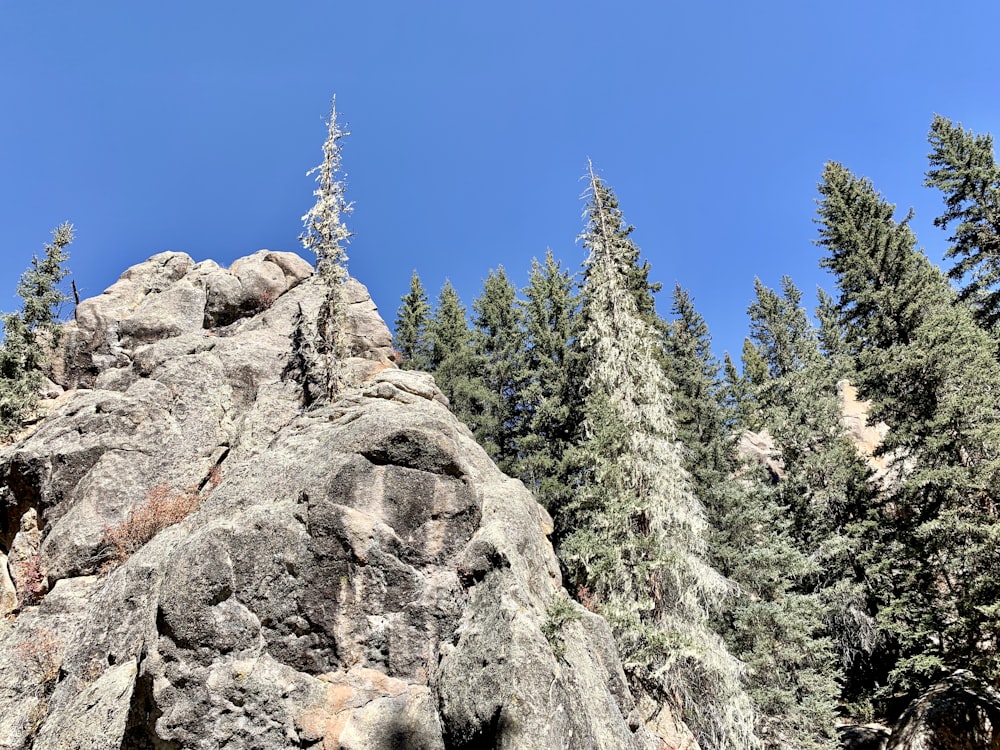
[669,283,840,749]
[516,251,583,517]
[394,270,432,371]
[0,223,73,438]
[745,275,878,721]
[300,96,352,400]
[816,160,1000,701]
[925,115,1000,331]
[470,266,525,474]
[563,165,758,750]
[428,280,483,428]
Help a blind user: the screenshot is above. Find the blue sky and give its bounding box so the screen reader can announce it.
[2,2,999,362]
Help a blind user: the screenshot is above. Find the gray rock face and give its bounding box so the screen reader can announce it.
[885,671,1000,750]
[0,252,653,750]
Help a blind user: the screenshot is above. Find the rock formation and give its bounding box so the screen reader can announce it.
[885,671,1000,750]
[0,251,663,750]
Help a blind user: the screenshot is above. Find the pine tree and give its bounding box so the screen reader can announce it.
[667,282,840,748]
[0,223,73,438]
[815,287,849,374]
[428,280,482,428]
[562,165,758,750]
[300,96,352,399]
[925,115,1000,330]
[469,266,524,474]
[515,251,581,514]
[816,161,1000,701]
[664,285,731,496]
[394,270,431,371]
[745,274,879,717]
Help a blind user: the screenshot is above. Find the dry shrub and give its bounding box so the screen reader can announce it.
[19,628,62,690]
[99,484,199,572]
[16,553,48,608]
[577,584,598,612]
[253,287,278,312]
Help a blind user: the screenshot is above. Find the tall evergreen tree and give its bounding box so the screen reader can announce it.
[925,115,1000,330]
[300,96,352,398]
[816,161,1000,701]
[428,280,482,428]
[815,287,849,374]
[745,275,880,716]
[562,166,757,750]
[515,251,581,515]
[0,223,73,438]
[394,270,431,371]
[469,266,525,474]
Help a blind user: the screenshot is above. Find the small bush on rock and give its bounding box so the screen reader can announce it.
[99,484,199,572]
[542,594,581,658]
[15,553,47,608]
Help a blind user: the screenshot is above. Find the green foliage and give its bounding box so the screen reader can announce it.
[744,275,879,717]
[514,251,581,515]
[563,165,758,750]
[0,223,73,438]
[428,280,483,427]
[394,270,431,370]
[925,115,1000,330]
[470,267,525,474]
[816,159,1000,704]
[542,594,581,659]
[671,281,841,749]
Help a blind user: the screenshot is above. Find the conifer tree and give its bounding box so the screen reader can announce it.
[469,267,525,474]
[667,284,840,748]
[665,285,731,495]
[816,161,1000,700]
[428,281,482,428]
[515,251,581,514]
[815,287,849,373]
[925,115,1000,330]
[300,96,352,399]
[562,165,757,750]
[745,275,879,716]
[0,223,73,438]
[394,270,431,370]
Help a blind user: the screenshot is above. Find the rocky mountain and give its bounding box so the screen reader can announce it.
[0,251,665,750]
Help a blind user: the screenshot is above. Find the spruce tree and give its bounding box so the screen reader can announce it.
[816,161,1000,700]
[394,270,431,370]
[562,166,758,750]
[300,96,352,399]
[428,280,482,428]
[0,223,73,438]
[667,283,840,748]
[745,275,879,717]
[515,251,581,515]
[469,266,525,474]
[925,115,1000,330]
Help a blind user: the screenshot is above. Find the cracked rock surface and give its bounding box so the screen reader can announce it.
[0,251,656,750]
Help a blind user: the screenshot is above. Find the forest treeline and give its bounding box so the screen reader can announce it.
[393,116,1000,748]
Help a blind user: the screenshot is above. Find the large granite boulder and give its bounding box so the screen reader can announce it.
[886,671,1000,750]
[0,251,657,750]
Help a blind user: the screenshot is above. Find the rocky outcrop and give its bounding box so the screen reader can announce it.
[839,723,891,750]
[885,671,1000,750]
[0,251,657,749]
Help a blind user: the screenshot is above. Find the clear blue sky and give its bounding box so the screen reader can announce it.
[2,2,999,362]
